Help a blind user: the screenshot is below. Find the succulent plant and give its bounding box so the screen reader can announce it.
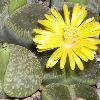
[0,43,43,98]
[42,83,99,100]
[0,0,100,99]
[5,3,49,49]
[70,60,100,85]
[9,0,27,15]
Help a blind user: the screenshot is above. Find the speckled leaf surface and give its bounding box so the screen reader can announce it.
[0,43,9,82]
[0,79,8,98]
[0,0,9,30]
[70,60,100,85]
[68,84,99,100]
[5,4,49,39]
[0,43,10,98]
[36,52,66,85]
[4,44,43,98]
[4,4,49,48]
[42,83,99,100]
[42,83,71,100]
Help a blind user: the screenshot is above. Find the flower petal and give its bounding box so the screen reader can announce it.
[38,20,54,31]
[78,17,95,29]
[68,49,75,70]
[72,50,84,70]
[72,48,88,62]
[78,21,100,37]
[46,48,62,68]
[63,4,70,25]
[80,47,96,60]
[45,14,59,24]
[51,8,65,25]
[71,3,87,27]
[60,47,68,69]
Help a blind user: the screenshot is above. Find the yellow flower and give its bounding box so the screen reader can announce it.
[33,3,100,70]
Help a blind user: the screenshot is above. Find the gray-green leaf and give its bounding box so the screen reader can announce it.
[3,44,43,98]
[9,0,27,15]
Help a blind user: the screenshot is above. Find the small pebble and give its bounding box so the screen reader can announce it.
[31,91,41,100]
[23,97,33,100]
[96,81,100,89]
[96,89,100,99]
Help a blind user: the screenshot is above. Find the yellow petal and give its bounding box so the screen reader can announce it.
[38,20,54,31]
[68,49,75,70]
[71,3,87,27]
[63,4,70,25]
[78,17,95,29]
[38,19,64,34]
[87,38,100,44]
[46,58,58,68]
[46,48,62,68]
[51,48,63,60]
[72,50,84,70]
[37,43,60,49]
[79,22,100,36]
[80,30,100,38]
[60,47,67,69]
[80,47,96,60]
[45,14,59,24]
[51,8,65,25]
[33,29,43,34]
[76,40,98,50]
[37,49,51,52]
[72,48,88,62]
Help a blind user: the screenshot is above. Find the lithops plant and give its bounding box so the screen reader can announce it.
[5,3,49,49]
[0,0,100,99]
[0,0,49,49]
[9,0,27,15]
[69,60,100,85]
[42,83,99,100]
[0,43,43,98]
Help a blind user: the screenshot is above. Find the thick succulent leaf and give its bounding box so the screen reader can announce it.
[0,43,9,82]
[86,0,98,10]
[68,84,99,100]
[0,79,8,98]
[42,83,99,100]
[70,60,100,85]
[42,83,71,100]
[4,44,43,98]
[98,1,100,13]
[9,0,27,15]
[5,4,49,48]
[0,0,9,30]
[0,43,8,98]
[36,52,66,85]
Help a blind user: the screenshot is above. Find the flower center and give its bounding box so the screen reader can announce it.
[63,26,78,44]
